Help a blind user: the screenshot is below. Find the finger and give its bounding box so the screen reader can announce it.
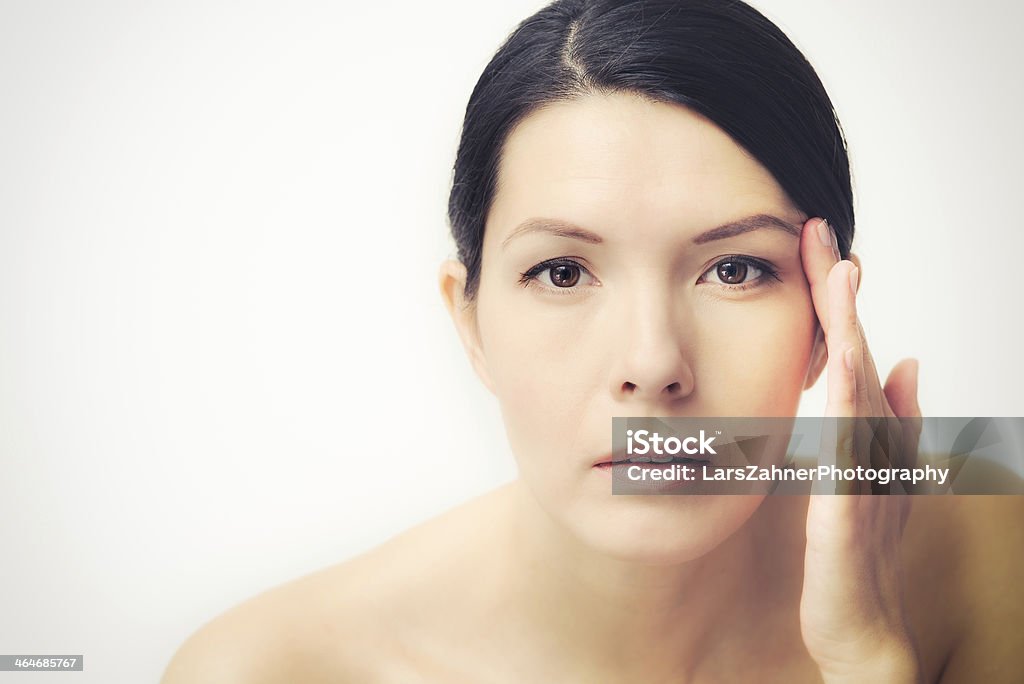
[834,261,893,487]
[818,261,861,494]
[853,318,901,480]
[840,263,889,486]
[839,268,873,420]
[800,217,841,333]
[856,320,888,417]
[828,260,864,461]
[884,358,924,489]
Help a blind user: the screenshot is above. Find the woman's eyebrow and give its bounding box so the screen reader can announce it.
[501,213,800,250]
[501,218,603,250]
[691,213,801,243]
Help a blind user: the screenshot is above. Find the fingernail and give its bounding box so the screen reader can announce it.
[844,346,856,372]
[815,218,831,249]
[849,267,859,296]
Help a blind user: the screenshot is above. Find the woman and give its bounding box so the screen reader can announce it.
[162,1,1024,681]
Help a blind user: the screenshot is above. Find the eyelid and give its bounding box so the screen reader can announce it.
[699,255,781,291]
[518,257,597,295]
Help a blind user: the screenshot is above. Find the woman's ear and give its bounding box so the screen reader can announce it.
[438,259,497,395]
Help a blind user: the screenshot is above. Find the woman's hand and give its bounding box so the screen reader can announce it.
[797,217,925,683]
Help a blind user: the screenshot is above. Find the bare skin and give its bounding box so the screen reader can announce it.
[160,483,1023,683]
[161,93,1024,682]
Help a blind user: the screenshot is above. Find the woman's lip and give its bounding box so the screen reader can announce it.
[591,456,709,467]
[591,452,625,467]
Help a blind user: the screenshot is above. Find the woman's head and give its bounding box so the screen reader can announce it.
[448,0,854,305]
[440,0,855,561]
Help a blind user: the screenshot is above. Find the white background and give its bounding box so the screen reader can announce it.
[1,1,1022,681]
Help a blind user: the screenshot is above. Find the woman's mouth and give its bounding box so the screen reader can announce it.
[593,456,708,472]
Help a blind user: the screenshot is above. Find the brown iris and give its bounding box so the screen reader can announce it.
[550,264,580,287]
[716,261,748,284]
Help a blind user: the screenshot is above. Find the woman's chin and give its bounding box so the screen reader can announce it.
[563,495,764,565]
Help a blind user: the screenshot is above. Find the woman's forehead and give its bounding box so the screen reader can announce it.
[489,92,796,245]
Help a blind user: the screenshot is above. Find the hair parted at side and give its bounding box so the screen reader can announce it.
[448,0,854,304]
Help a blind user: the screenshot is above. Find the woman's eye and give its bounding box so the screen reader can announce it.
[519,259,596,293]
[701,257,778,290]
[708,259,761,285]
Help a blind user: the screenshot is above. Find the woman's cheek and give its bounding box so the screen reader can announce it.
[483,321,577,453]
[700,301,816,413]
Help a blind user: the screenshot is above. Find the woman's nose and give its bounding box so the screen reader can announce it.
[609,291,695,403]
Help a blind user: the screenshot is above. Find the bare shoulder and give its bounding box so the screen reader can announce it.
[160,483,515,684]
[902,463,1024,683]
[935,496,1024,683]
[158,561,381,683]
[159,598,292,684]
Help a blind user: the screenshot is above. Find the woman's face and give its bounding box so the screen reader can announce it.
[442,92,827,562]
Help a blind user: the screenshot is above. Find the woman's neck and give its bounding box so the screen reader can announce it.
[494,479,806,680]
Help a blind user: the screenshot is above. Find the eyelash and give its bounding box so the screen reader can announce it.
[517,256,781,296]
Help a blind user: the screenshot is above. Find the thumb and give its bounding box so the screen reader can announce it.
[884,357,920,418]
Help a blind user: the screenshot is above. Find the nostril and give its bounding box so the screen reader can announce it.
[623,381,683,396]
